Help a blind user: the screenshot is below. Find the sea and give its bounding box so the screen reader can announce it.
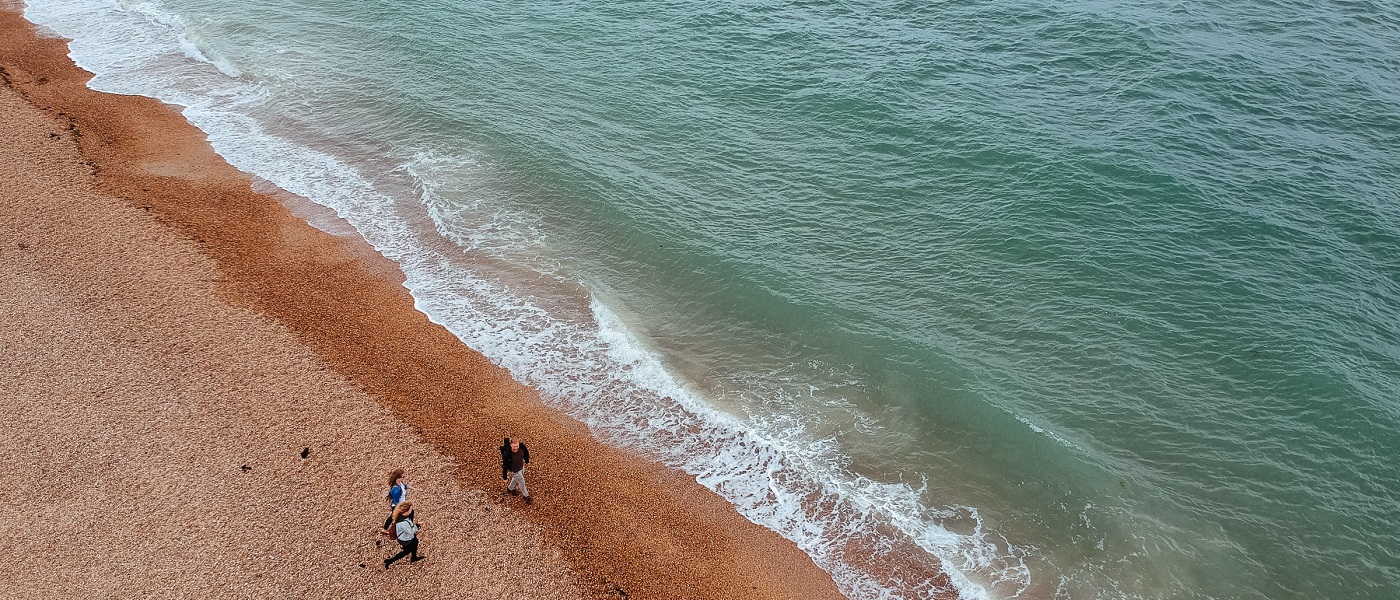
[20,0,1400,598]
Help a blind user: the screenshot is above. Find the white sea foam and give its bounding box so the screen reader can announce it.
[1012,412,1082,452]
[177,31,241,79]
[21,1,1031,597]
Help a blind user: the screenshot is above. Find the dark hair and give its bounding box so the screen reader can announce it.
[388,468,405,488]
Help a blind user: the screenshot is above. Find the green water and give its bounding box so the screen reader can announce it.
[29,0,1400,596]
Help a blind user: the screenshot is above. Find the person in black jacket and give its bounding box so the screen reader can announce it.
[500,437,532,504]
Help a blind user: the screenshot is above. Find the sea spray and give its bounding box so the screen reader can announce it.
[22,0,1026,596]
[26,0,1400,598]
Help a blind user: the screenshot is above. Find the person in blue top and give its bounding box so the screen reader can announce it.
[383,468,409,529]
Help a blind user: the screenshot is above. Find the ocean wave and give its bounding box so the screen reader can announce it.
[21,0,1037,597]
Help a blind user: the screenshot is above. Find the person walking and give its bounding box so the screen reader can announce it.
[383,501,425,568]
[499,437,532,504]
[383,468,409,529]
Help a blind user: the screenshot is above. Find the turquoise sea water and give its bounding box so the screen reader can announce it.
[24,0,1400,597]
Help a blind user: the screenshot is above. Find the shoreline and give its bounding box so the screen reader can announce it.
[0,6,854,598]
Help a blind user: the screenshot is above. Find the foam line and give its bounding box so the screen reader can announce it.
[21,1,1030,597]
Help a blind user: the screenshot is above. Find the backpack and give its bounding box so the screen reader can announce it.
[395,517,418,542]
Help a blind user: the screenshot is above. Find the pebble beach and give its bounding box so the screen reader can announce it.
[0,8,850,598]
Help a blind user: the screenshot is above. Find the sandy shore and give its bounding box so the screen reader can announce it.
[0,7,845,598]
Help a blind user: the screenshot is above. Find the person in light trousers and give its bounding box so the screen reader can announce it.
[500,437,531,504]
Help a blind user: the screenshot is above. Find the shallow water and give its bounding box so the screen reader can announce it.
[25,0,1400,597]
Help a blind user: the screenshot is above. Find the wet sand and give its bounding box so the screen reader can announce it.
[0,7,844,598]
